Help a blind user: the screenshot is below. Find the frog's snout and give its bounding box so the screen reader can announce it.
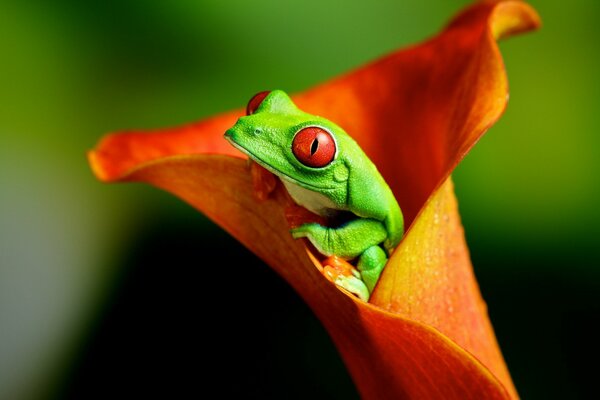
[223,128,235,142]
[226,119,263,139]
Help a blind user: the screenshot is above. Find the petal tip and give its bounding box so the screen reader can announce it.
[491,1,542,40]
[87,148,111,182]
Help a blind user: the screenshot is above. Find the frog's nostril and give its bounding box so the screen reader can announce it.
[224,129,235,140]
[254,128,263,135]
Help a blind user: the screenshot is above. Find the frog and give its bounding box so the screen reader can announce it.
[224,90,403,301]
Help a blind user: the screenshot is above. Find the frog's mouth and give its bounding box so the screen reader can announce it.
[224,132,336,191]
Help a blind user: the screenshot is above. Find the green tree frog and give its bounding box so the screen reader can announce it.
[224,90,403,301]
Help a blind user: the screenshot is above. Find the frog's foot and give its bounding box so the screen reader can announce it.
[322,256,370,302]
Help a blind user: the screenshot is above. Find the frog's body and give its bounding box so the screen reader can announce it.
[224,90,403,301]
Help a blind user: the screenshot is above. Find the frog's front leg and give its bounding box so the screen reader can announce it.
[291,219,388,299]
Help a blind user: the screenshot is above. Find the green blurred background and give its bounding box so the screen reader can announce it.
[0,0,598,398]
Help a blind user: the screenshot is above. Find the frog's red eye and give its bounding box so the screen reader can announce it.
[246,91,271,115]
[292,127,336,168]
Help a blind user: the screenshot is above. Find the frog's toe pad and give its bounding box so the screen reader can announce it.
[321,257,369,301]
[332,274,370,302]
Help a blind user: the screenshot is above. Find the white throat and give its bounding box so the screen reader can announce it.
[282,179,339,217]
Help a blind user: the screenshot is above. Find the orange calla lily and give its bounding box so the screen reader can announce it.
[88,1,540,399]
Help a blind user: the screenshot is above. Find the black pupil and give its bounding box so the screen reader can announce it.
[310,138,319,155]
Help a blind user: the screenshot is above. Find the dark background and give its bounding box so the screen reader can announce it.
[0,0,598,399]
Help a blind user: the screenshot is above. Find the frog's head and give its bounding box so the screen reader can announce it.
[224,90,351,203]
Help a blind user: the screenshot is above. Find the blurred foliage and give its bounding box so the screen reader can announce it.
[0,0,598,399]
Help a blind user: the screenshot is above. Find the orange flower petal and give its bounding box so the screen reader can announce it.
[88,1,541,398]
[89,111,243,182]
[90,1,539,227]
[372,176,517,398]
[124,155,511,399]
[293,0,540,226]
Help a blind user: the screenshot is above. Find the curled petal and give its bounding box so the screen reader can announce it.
[90,2,540,225]
[371,177,516,398]
[89,111,243,182]
[123,155,511,399]
[88,1,541,398]
[90,0,540,224]
[294,0,540,226]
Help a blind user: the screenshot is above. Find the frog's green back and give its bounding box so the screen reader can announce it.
[338,133,404,252]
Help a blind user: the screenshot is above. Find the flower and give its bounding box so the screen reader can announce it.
[88,1,540,398]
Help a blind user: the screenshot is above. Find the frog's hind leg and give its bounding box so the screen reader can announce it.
[357,245,387,293]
